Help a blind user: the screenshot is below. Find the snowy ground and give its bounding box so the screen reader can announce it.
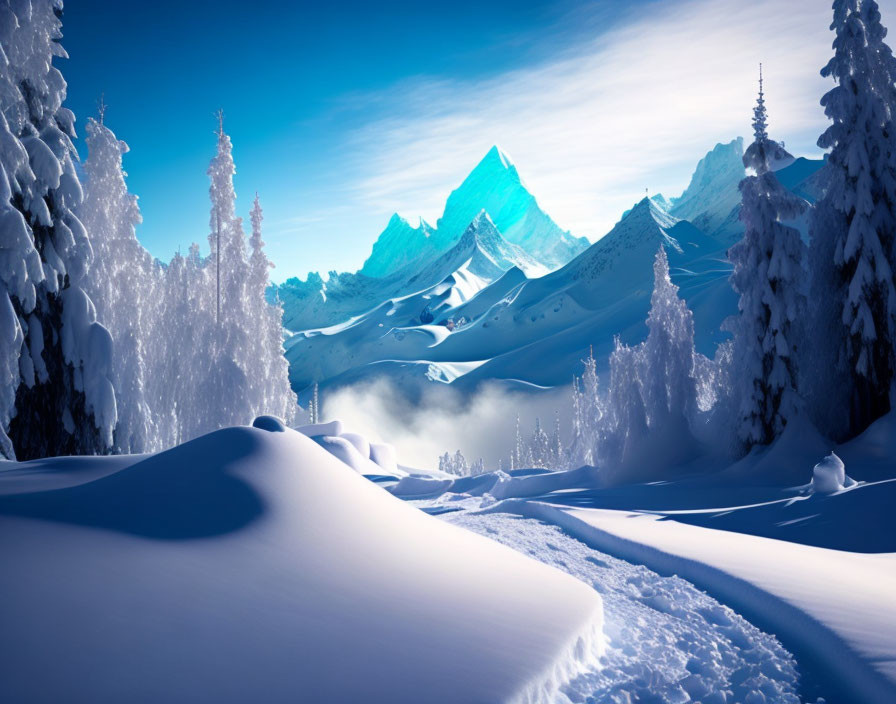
[2,418,893,703]
[0,426,604,704]
[440,507,807,704]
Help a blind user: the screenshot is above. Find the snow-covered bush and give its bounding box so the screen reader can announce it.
[809,451,855,493]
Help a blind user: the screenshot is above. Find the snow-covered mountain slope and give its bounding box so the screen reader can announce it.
[0,425,604,703]
[279,196,552,332]
[360,146,589,278]
[287,197,734,394]
[284,216,541,388]
[410,210,548,283]
[775,156,826,202]
[669,138,746,242]
[358,213,439,278]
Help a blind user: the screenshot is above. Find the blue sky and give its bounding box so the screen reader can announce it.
[59,0,888,281]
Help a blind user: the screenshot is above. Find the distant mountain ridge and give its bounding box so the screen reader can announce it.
[280,137,827,398]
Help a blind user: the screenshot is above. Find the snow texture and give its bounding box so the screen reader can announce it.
[0,426,604,704]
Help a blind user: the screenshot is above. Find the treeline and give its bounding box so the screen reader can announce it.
[0,2,296,460]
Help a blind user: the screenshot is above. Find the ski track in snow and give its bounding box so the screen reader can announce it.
[439,508,813,704]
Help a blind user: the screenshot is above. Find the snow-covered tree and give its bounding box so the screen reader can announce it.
[246,194,297,424]
[563,247,705,481]
[727,68,808,449]
[641,246,698,435]
[568,347,601,468]
[1,1,116,459]
[80,113,160,453]
[808,0,896,439]
[599,337,649,473]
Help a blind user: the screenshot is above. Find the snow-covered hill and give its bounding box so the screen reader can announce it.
[0,424,604,703]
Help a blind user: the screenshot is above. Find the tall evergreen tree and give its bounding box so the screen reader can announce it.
[247,194,297,424]
[641,246,698,433]
[728,67,808,448]
[601,337,648,471]
[809,0,896,438]
[1,1,116,459]
[81,112,159,452]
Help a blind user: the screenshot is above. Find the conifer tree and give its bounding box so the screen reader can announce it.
[641,246,698,433]
[81,112,159,452]
[1,1,116,459]
[809,0,896,438]
[728,67,808,448]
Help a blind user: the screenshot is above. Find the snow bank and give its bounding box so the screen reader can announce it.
[0,427,603,703]
[294,419,403,476]
[389,464,599,500]
[487,500,896,704]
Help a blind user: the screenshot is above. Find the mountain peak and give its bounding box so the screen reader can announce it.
[625,196,679,230]
[458,210,501,249]
[468,145,521,184]
[482,145,514,169]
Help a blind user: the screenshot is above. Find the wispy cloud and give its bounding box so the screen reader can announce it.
[336,0,884,242]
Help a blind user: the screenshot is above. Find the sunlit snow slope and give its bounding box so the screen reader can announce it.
[0,426,603,704]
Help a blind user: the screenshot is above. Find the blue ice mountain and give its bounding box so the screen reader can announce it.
[278,208,546,333]
[360,214,439,278]
[360,146,589,278]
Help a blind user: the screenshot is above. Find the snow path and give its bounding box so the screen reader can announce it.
[491,502,894,704]
[439,508,808,704]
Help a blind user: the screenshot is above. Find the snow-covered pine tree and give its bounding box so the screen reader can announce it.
[80,112,160,453]
[601,337,648,472]
[641,246,698,435]
[569,376,586,466]
[551,412,563,468]
[567,347,602,468]
[528,417,550,468]
[1,1,116,459]
[202,116,252,433]
[511,414,522,470]
[728,67,808,449]
[808,0,896,439]
[247,194,297,424]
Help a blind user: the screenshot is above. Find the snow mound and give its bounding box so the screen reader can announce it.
[294,419,403,476]
[0,427,604,703]
[252,415,286,432]
[809,451,855,494]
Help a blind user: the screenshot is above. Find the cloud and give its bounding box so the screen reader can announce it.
[322,379,571,471]
[338,0,876,243]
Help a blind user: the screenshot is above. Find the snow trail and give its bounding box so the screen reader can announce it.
[439,508,811,704]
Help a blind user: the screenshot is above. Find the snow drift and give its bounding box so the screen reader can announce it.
[0,425,603,703]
